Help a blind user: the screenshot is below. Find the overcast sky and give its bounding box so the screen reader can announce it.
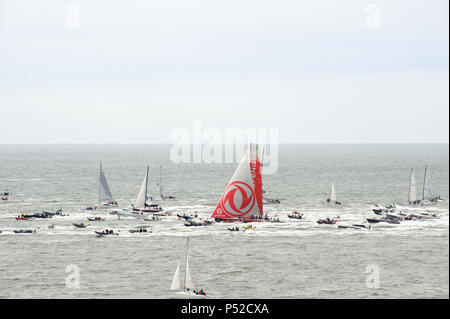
[0,0,448,143]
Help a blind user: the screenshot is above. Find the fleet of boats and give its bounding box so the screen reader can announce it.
[0,146,446,296]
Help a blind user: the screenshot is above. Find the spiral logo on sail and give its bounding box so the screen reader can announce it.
[220,181,256,217]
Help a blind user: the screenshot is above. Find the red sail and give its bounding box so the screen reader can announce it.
[251,152,263,216]
[212,144,263,220]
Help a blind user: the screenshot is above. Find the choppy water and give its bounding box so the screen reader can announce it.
[0,144,448,298]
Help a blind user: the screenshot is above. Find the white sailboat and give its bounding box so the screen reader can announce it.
[260,145,280,205]
[327,183,341,205]
[170,238,207,298]
[159,165,176,200]
[422,166,433,201]
[422,166,443,202]
[408,169,421,205]
[132,166,163,213]
[97,161,117,208]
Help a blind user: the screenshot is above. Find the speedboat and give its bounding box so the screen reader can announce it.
[317,218,337,225]
[73,223,88,228]
[288,211,304,219]
[243,225,256,230]
[87,217,104,221]
[95,230,119,237]
[13,229,35,234]
[129,228,151,233]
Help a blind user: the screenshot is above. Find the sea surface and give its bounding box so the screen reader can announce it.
[0,144,448,299]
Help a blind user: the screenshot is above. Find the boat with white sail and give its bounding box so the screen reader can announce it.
[211,143,264,223]
[170,238,208,298]
[422,166,443,203]
[327,183,341,205]
[408,169,422,205]
[97,161,118,209]
[132,166,163,213]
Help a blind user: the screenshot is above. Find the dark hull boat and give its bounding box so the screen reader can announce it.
[317,218,337,225]
[132,166,164,214]
[95,230,118,236]
[14,229,35,234]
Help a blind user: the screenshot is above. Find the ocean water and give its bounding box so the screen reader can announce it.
[0,144,448,299]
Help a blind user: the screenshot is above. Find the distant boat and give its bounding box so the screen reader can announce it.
[132,166,163,213]
[98,161,118,208]
[211,143,263,223]
[260,145,280,204]
[159,165,176,200]
[408,169,421,205]
[1,191,9,200]
[170,238,207,298]
[422,166,442,202]
[327,183,341,205]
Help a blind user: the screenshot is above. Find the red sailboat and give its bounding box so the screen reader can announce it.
[212,144,263,223]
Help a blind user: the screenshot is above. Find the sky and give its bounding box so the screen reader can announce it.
[0,0,448,144]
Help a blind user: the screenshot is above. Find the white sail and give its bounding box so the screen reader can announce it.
[99,161,113,203]
[423,166,433,201]
[408,169,417,203]
[134,166,149,210]
[159,165,163,198]
[330,183,336,202]
[170,261,182,291]
[184,256,196,291]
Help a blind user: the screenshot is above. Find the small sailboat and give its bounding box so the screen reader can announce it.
[170,238,207,298]
[422,166,442,202]
[212,143,263,223]
[97,161,118,208]
[132,166,163,213]
[408,169,421,205]
[159,165,176,200]
[327,183,341,205]
[260,146,280,204]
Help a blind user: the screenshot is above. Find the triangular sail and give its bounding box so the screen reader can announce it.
[134,166,149,210]
[160,165,163,198]
[408,169,417,203]
[212,143,263,219]
[423,166,433,201]
[184,256,196,290]
[99,161,114,203]
[170,262,182,291]
[330,183,336,202]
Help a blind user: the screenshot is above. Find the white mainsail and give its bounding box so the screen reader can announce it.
[159,165,163,198]
[422,166,433,201]
[330,183,336,202]
[408,169,417,204]
[99,161,114,203]
[170,238,197,293]
[185,256,196,290]
[170,262,182,291]
[134,166,149,210]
